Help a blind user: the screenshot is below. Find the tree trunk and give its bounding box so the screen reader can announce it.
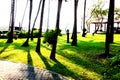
[50,0,62,60]
[7,0,15,43]
[109,0,114,43]
[71,0,78,46]
[36,0,46,53]
[22,0,33,47]
[31,0,42,41]
[82,0,86,37]
[105,0,114,55]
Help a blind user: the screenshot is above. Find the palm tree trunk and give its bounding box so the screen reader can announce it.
[105,0,114,55]
[22,0,33,47]
[50,0,62,60]
[109,0,114,43]
[31,0,42,41]
[71,0,78,46]
[7,0,15,43]
[36,0,46,53]
[82,0,86,37]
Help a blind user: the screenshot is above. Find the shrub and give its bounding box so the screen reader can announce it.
[43,29,57,45]
[18,30,28,38]
[33,30,39,38]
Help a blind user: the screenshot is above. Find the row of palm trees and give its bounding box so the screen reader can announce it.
[6,0,115,59]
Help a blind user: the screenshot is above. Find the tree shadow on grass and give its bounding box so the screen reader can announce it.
[27,47,36,79]
[56,40,109,78]
[0,43,10,54]
[36,52,89,80]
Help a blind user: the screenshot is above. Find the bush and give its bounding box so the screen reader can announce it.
[43,29,57,45]
[18,30,28,38]
[33,30,39,38]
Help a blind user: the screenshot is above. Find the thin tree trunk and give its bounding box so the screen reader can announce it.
[105,0,114,55]
[7,0,15,43]
[71,0,78,46]
[50,0,62,60]
[36,0,46,53]
[109,0,114,43]
[22,0,33,47]
[31,0,42,41]
[82,0,86,37]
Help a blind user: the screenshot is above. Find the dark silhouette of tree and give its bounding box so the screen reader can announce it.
[105,0,114,56]
[20,0,29,28]
[71,0,78,46]
[36,0,46,53]
[50,0,63,60]
[31,0,42,41]
[7,0,15,43]
[22,0,33,47]
[82,0,86,37]
[109,0,114,43]
[46,0,51,32]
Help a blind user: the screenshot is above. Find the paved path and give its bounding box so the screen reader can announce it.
[0,60,69,80]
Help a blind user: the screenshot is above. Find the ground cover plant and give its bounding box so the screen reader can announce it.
[0,34,120,79]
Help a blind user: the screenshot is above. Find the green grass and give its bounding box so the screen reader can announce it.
[0,34,120,79]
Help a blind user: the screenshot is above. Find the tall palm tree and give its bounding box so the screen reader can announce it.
[36,0,46,53]
[71,0,78,46]
[82,0,86,37]
[31,0,42,41]
[46,0,51,32]
[50,0,63,60]
[105,0,114,56]
[7,0,15,43]
[109,0,114,43]
[22,0,33,47]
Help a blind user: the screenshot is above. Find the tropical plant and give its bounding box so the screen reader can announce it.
[31,0,42,40]
[71,0,78,46]
[22,0,33,47]
[6,0,15,43]
[36,0,46,53]
[105,0,114,56]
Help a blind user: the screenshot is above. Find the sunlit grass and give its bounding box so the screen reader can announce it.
[0,34,120,79]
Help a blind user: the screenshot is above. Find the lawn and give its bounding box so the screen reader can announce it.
[0,34,120,79]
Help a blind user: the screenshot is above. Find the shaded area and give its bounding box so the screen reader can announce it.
[37,52,89,79]
[0,43,10,54]
[27,47,36,79]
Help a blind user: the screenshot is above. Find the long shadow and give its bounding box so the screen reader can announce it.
[27,47,36,79]
[56,40,108,76]
[37,52,89,79]
[0,43,10,54]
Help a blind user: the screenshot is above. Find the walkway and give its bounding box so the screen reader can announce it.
[0,60,69,80]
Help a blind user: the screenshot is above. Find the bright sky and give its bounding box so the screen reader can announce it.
[0,0,120,33]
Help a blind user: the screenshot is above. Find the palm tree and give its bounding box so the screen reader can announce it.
[36,0,46,53]
[22,0,33,47]
[50,0,63,60]
[31,0,42,41]
[71,0,78,46]
[109,0,114,43]
[82,0,86,37]
[7,0,15,43]
[105,0,114,56]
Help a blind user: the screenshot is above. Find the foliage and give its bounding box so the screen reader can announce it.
[33,29,39,38]
[43,29,57,45]
[18,30,28,38]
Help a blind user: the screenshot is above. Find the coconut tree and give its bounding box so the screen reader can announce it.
[7,0,15,43]
[105,0,114,56]
[71,0,78,46]
[82,0,86,37]
[50,0,63,60]
[31,0,42,41]
[22,0,33,47]
[36,0,46,53]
